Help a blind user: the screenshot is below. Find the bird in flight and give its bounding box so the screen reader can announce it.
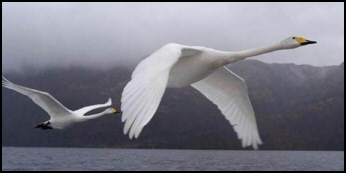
[2,76,121,130]
[120,36,317,149]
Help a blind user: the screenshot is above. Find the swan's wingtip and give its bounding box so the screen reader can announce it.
[2,75,11,87]
[251,141,263,150]
[107,98,112,104]
[2,75,9,82]
[135,130,142,139]
[121,116,126,123]
[129,134,134,140]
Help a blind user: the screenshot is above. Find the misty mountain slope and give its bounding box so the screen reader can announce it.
[2,60,344,150]
[228,60,344,150]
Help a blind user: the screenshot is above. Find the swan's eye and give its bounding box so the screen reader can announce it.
[292,37,296,39]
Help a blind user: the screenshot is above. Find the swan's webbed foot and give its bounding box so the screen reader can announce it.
[35,121,53,130]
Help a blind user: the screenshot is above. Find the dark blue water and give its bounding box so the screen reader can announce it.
[2,147,344,171]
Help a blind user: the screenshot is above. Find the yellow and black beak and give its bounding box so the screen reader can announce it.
[111,108,122,114]
[295,37,317,46]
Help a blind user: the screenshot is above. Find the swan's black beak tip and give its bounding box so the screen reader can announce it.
[309,40,317,44]
[302,40,317,45]
[113,109,122,114]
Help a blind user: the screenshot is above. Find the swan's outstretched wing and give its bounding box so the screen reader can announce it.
[2,76,72,117]
[191,67,262,149]
[74,98,112,115]
[121,44,202,139]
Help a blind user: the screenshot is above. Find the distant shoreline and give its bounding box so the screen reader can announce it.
[2,146,344,152]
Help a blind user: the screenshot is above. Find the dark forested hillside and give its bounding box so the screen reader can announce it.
[2,60,344,150]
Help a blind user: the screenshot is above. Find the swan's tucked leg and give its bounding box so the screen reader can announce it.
[35,121,53,130]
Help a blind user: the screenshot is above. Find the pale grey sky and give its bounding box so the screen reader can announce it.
[2,2,344,72]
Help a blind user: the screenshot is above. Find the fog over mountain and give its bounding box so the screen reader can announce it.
[2,60,344,150]
[2,2,344,72]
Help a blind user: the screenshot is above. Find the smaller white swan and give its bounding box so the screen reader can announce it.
[2,76,121,130]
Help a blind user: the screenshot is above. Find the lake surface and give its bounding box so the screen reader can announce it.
[2,147,344,171]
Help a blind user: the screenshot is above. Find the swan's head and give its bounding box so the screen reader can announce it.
[106,108,121,114]
[281,36,317,49]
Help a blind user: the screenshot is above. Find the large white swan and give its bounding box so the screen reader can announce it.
[121,36,316,149]
[2,76,121,130]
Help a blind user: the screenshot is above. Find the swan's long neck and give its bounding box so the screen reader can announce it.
[224,42,283,64]
[81,111,109,121]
